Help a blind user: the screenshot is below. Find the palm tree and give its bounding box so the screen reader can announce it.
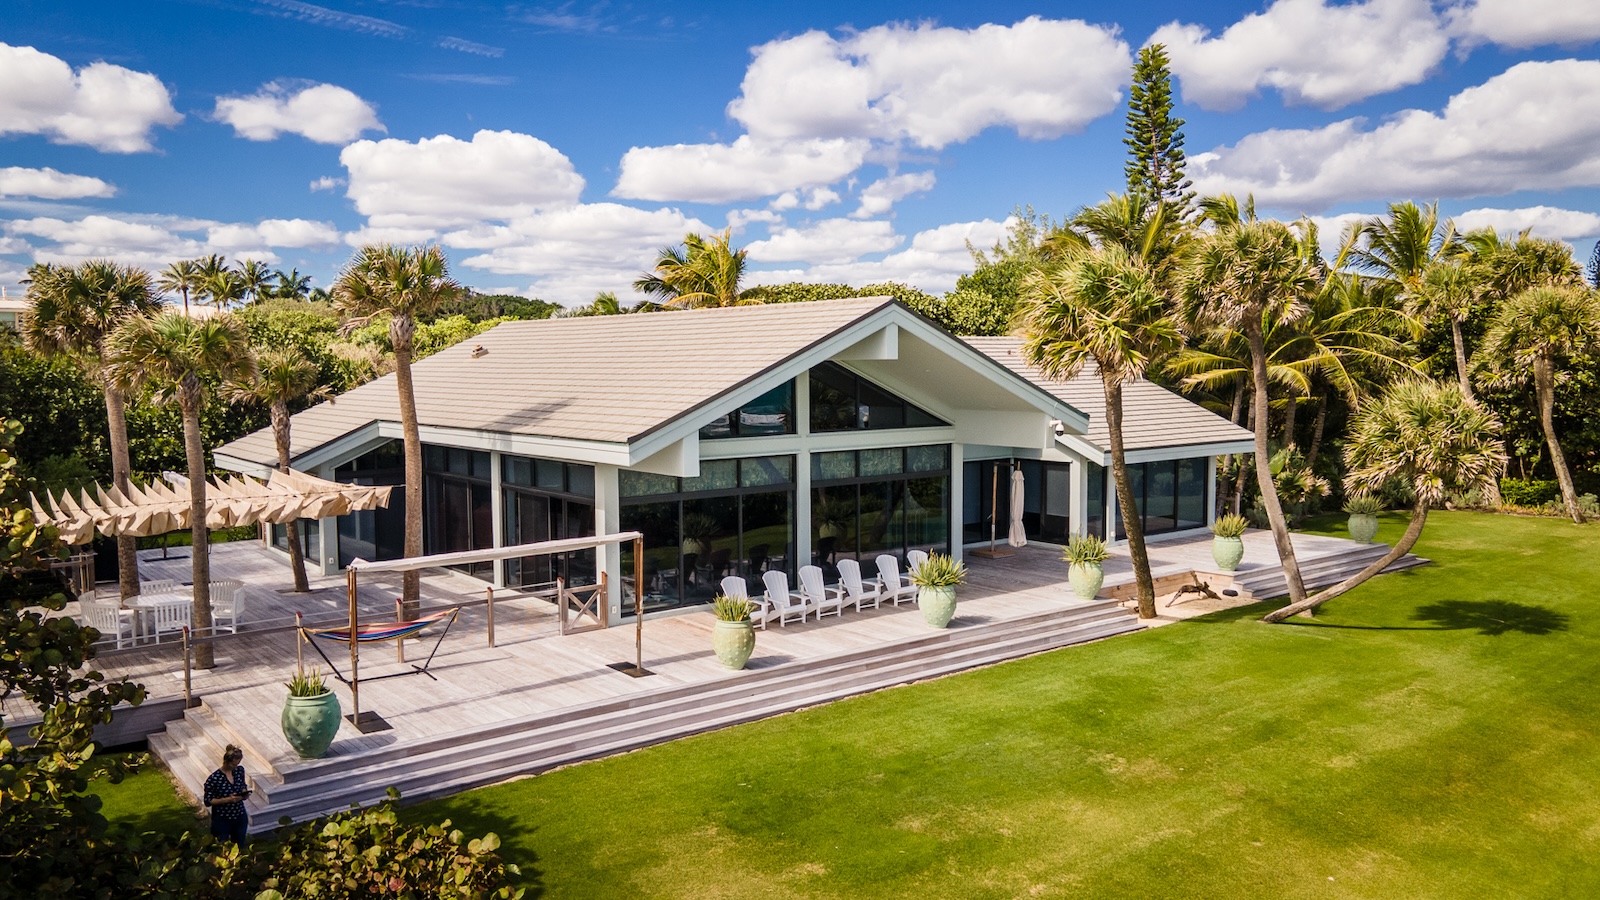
[1462,230,1583,301]
[202,267,247,312]
[21,261,162,601]
[1480,285,1600,523]
[108,311,254,666]
[633,229,759,308]
[237,259,274,304]
[1182,219,1322,604]
[157,259,205,315]
[1262,379,1504,622]
[1406,260,1482,401]
[224,346,330,592]
[1349,200,1457,294]
[272,269,312,300]
[333,245,461,614]
[1022,244,1183,618]
[1065,193,1191,283]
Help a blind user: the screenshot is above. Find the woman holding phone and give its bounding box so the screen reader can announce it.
[203,744,252,844]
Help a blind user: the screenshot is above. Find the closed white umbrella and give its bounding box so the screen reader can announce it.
[1007,467,1027,547]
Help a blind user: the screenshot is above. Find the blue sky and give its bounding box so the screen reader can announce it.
[3,0,1599,304]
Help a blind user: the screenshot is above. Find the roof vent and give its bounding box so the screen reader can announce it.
[470,345,488,359]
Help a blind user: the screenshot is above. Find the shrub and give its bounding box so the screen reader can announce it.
[1063,534,1110,565]
[1343,494,1383,516]
[711,594,755,622]
[1501,478,1560,507]
[286,668,328,697]
[910,553,968,588]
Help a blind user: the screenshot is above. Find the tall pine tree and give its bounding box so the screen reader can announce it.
[1124,43,1193,214]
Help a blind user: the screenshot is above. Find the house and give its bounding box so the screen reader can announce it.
[0,291,26,332]
[215,297,1252,623]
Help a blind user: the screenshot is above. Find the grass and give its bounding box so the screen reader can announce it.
[89,753,199,839]
[99,511,1600,897]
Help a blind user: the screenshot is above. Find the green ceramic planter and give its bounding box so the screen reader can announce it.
[1067,562,1104,601]
[1347,513,1379,544]
[712,619,756,670]
[282,690,341,759]
[1212,535,1245,572]
[918,585,957,628]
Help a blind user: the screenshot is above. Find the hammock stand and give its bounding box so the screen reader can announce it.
[298,607,460,687]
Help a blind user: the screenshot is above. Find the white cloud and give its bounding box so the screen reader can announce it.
[215,81,383,144]
[208,218,341,250]
[1154,0,1449,111]
[852,171,937,218]
[729,18,1129,149]
[1447,0,1600,48]
[309,175,343,192]
[1191,60,1600,210]
[0,42,182,152]
[341,130,586,228]
[0,166,115,200]
[7,215,218,267]
[1452,205,1600,241]
[771,186,843,212]
[747,218,1011,294]
[746,219,902,264]
[447,202,716,302]
[613,136,868,204]
[726,208,784,229]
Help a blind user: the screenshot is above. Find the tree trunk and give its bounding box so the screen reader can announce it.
[393,315,423,616]
[1305,393,1330,469]
[1263,503,1429,622]
[1450,318,1475,402]
[1105,377,1156,618]
[1282,392,1298,451]
[1246,320,1307,603]
[181,389,215,669]
[1536,356,1585,524]
[103,385,141,602]
[273,401,310,592]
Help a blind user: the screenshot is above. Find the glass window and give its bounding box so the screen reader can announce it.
[856,379,906,430]
[1086,462,1106,540]
[535,459,565,491]
[620,471,679,498]
[503,456,533,487]
[700,381,795,439]
[859,447,904,477]
[1176,458,1207,530]
[683,459,738,493]
[813,451,857,481]
[809,363,859,432]
[740,455,793,487]
[908,445,949,473]
[337,440,405,566]
[567,463,596,498]
[1145,460,1178,534]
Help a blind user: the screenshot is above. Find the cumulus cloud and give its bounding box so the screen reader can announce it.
[215,82,383,144]
[309,175,343,192]
[729,18,1129,149]
[1154,0,1449,111]
[207,218,341,250]
[0,42,181,152]
[747,218,1012,294]
[341,130,586,229]
[1451,205,1600,241]
[1190,60,1600,210]
[3,213,353,269]
[0,166,115,200]
[771,187,843,212]
[852,171,937,218]
[613,136,868,204]
[746,219,902,264]
[1447,0,1600,48]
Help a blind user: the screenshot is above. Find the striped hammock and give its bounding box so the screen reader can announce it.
[309,609,455,644]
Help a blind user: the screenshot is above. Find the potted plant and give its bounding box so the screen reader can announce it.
[909,553,967,628]
[1063,534,1109,601]
[1210,513,1248,572]
[680,512,718,558]
[281,668,341,759]
[813,497,848,540]
[1344,494,1382,544]
[711,593,757,670]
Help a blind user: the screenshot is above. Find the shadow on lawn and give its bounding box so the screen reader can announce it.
[1411,600,1570,636]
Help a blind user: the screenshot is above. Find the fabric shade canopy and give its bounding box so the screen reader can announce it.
[1007,467,1027,548]
[31,469,391,545]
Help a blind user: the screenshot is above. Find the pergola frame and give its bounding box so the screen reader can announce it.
[342,530,646,730]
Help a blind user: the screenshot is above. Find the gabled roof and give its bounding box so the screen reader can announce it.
[216,298,1089,470]
[964,337,1254,456]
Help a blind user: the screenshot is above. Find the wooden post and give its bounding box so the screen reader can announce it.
[181,626,193,709]
[396,598,405,663]
[347,567,360,726]
[633,535,644,673]
[486,586,495,648]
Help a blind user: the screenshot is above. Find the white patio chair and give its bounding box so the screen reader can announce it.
[140,578,179,597]
[799,565,844,619]
[721,575,770,629]
[210,580,245,634]
[80,598,137,649]
[907,549,930,575]
[836,558,882,612]
[761,570,812,626]
[876,554,918,605]
[147,598,193,639]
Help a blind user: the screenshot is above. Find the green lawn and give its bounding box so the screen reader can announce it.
[101,511,1600,897]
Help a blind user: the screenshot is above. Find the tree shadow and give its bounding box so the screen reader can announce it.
[1411,600,1570,636]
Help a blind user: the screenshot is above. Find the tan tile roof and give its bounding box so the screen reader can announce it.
[964,337,1254,454]
[218,297,897,466]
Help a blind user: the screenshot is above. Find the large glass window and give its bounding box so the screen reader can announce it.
[699,381,796,439]
[808,362,946,432]
[1112,457,1211,539]
[336,441,405,567]
[502,455,596,590]
[812,445,949,579]
[424,446,494,579]
[619,456,795,617]
[963,459,1071,545]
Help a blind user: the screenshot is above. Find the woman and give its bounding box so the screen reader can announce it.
[203,744,251,844]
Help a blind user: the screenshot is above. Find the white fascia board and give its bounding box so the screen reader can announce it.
[1058,435,1257,465]
[212,452,274,479]
[834,323,898,360]
[631,435,700,476]
[384,422,635,467]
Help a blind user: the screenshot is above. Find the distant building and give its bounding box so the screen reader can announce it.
[0,290,25,333]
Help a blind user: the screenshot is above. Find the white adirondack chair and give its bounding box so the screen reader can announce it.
[799,565,844,619]
[761,570,812,627]
[876,554,918,605]
[210,580,245,634]
[80,598,137,649]
[907,549,930,576]
[836,558,882,612]
[721,575,769,628]
[147,597,193,639]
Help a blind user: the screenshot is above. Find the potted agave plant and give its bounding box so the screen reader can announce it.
[281,668,340,759]
[1344,494,1382,544]
[1063,534,1109,601]
[1210,513,1247,572]
[909,553,968,628]
[710,593,757,670]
